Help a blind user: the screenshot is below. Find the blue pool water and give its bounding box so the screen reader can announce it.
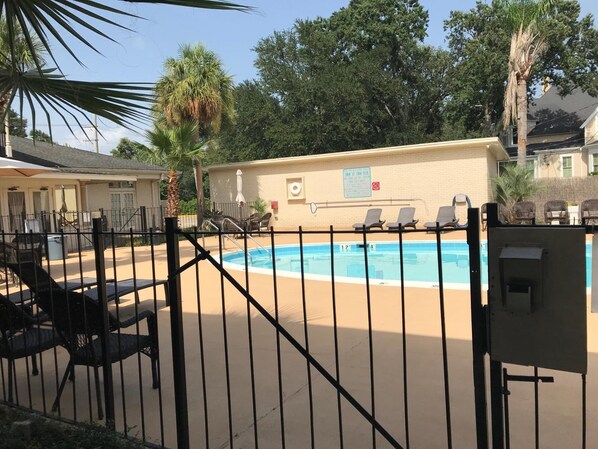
[221,241,593,288]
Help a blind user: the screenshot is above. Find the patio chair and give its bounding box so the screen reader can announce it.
[424,206,459,230]
[352,208,385,231]
[512,201,536,224]
[387,207,418,230]
[7,261,167,306]
[257,213,272,234]
[32,288,159,420]
[543,200,569,225]
[242,213,260,232]
[580,199,598,225]
[0,292,58,402]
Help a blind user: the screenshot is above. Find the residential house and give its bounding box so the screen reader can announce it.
[502,86,598,178]
[0,136,166,233]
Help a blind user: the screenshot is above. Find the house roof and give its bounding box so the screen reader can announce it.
[528,86,598,136]
[9,136,165,175]
[208,137,509,171]
[505,133,586,158]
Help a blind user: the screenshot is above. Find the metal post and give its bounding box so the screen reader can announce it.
[486,203,504,449]
[140,206,148,244]
[467,208,489,449]
[165,217,190,449]
[92,218,115,428]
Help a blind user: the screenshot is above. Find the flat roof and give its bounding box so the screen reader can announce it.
[207,137,508,171]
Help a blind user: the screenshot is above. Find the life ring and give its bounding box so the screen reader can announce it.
[290,182,302,196]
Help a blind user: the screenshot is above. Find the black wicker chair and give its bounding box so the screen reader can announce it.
[33,288,159,420]
[0,293,57,402]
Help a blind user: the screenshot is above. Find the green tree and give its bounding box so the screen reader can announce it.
[494,163,539,220]
[29,129,52,143]
[221,0,450,162]
[147,123,204,216]
[155,43,234,223]
[111,137,150,160]
[7,109,27,137]
[445,0,598,149]
[1,1,249,133]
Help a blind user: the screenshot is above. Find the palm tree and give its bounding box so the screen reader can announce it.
[0,1,249,133]
[147,123,205,217]
[498,0,555,166]
[155,43,235,223]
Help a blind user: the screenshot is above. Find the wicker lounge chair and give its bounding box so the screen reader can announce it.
[353,208,385,231]
[387,207,418,230]
[424,206,459,230]
[257,213,272,233]
[480,203,510,230]
[580,199,598,225]
[0,293,58,402]
[512,201,536,224]
[543,200,569,225]
[33,287,159,419]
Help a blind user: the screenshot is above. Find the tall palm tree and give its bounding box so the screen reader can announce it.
[147,123,205,216]
[155,43,235,223]
[498,0,555,166]
[0,1,249,133]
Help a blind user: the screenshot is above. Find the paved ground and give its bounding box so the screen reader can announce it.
[6,228,598,449]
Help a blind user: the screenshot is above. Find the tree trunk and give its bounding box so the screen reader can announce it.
[516,78,528,167]
[166,169,180,217]
[194,158,204,228]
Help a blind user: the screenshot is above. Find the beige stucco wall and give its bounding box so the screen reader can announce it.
[209,139,507,229]
[85,179,159,212]
[536,151,585,178]
[586,115,597,145]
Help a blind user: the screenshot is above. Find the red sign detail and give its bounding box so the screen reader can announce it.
[372,181,380,191]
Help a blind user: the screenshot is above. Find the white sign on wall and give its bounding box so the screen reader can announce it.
[343,167,371,198]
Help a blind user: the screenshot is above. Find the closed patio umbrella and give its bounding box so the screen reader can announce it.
[0,157,56,177]
[235,169,246,205]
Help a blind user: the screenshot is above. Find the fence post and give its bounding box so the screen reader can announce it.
[92,218,116,429]
[467,208,489,449]
[165,217,190,449]
[140,206,148,244]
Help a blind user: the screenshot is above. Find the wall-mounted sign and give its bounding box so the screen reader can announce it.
[343,167,371,198]
[372,181,380,191]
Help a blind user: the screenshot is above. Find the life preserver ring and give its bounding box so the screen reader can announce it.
[290,182,302,196]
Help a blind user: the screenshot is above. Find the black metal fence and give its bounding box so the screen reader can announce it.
[0,209,592,449]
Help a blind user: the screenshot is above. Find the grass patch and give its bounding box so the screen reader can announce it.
[0,404,143,449]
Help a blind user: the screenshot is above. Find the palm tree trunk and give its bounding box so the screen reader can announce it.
[516,78,528,167]
[166,169,180,217]
[193,158,204,228]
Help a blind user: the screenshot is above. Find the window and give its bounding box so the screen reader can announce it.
[591,153,598,175]
[561,156,573,177]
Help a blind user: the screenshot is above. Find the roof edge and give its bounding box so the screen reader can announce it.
[208,137,508,171]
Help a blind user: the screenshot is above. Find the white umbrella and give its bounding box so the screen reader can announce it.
[0,156,56,177]
[235,169,246,205]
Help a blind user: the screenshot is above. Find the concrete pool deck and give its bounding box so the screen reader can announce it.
[7,228,598,448]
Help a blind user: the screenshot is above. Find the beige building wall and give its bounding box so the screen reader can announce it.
[586,115,597,145]
[536,151,585,178]
[209,138,508,229]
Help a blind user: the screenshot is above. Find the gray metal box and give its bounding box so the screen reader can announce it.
[488,227,587,374]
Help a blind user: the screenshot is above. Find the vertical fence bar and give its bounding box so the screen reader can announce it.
[467,208,489,449]
[486,203,505,449]
[397,225,410,449]
[92,218,115,429]
[165,217,190,449]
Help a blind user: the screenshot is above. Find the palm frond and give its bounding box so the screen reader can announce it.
[0,66,152,131]
[0,0,251,67]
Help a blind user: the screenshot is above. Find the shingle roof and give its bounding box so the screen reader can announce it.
[505,132,586,158]
[528,86,598,136]
[9,136,165,174]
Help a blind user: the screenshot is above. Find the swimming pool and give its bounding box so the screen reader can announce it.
[221,241,593,289]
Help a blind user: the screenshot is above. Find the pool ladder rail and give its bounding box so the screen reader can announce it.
[205,218,271,261]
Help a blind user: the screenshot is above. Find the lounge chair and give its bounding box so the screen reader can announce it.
[481,203,509,230]
[353,208,385,231]
[0,292,58,402]
[257,212,272,234]
[543,200,569,225]
[7,261,167,305]
[580,199,598,225]
[512,201,536,224]
[424,206,459,230]
[33,288,159,419]
[387,207,418,230]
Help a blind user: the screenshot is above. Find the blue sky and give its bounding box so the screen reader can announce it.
[32,0,598,153]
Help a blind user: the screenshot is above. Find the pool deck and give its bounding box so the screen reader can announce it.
[8,228,598,449]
